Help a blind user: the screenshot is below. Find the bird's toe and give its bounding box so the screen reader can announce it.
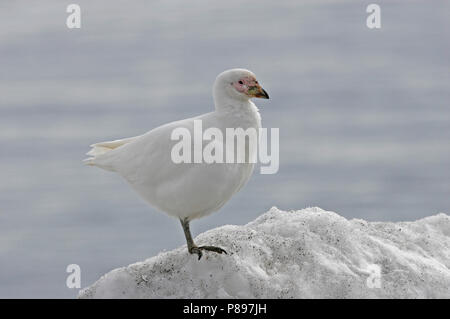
[199,246,228,255]
[188,246,203,260]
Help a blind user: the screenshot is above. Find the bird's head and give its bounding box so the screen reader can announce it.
[213,68,269,103]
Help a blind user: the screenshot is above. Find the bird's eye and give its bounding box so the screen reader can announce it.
[255,81,258,84]
[238,80,243,85]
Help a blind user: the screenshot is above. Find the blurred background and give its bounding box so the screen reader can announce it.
[0,0,449,298]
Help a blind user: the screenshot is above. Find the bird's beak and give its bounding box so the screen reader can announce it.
[248,85,269,99]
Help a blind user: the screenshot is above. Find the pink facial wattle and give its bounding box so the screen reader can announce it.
[231,76,269,99]
[232,76,257,94]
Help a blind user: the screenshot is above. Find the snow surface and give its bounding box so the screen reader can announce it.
[79,207,450,298]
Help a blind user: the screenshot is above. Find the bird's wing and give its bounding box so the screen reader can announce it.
[84,114,203,172]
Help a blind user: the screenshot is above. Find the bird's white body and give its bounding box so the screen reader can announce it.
[85,69,264,221]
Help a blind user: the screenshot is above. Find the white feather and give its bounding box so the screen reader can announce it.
[85,69,263,220]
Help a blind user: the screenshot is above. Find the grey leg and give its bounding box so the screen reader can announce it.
[180,218,227,260]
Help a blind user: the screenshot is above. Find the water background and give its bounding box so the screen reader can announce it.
[0,0,449,297]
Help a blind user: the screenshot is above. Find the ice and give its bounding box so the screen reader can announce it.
[79,207,450,298]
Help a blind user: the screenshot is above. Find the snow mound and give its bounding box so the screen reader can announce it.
[79,207,450,298]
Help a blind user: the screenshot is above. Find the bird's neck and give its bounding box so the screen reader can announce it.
[213,90,251,111]
[214,95,262,129]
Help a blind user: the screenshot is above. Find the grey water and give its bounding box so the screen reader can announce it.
[0,0,449,298]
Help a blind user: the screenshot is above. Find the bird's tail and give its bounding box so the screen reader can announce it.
[83,136,138,168]
[83,145,112,166]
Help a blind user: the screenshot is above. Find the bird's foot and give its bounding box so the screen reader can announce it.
[189,245,227,260]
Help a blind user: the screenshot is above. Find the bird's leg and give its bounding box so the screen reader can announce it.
[180,217,200,258]
[179,218,227,260]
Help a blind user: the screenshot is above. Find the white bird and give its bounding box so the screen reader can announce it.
[84,69,269,259]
